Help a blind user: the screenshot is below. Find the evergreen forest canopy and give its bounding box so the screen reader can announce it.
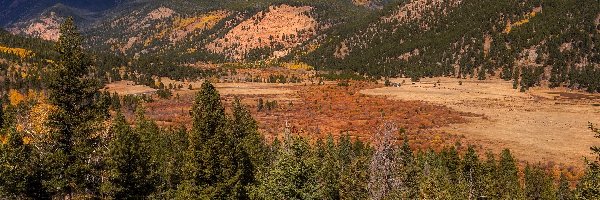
[0,18,599,199]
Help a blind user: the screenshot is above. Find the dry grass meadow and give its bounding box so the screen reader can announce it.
[362,77,600,170]
[110,76,600,179]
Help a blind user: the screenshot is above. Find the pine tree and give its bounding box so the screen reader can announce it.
[101,113,153,199]
[183,80,227,196]
[250,136,318,199]
[396,134,419,199]
[339,135,369,199]
[110,92,121,110]
[557,173,574,200]
[480,151,499,198]
[498,149,522,199]
[524,164,556,200]
[316,134,340,199]
[182,81,258,198]
[257,98,264,112]
[228,98,264,198]
[45,17,106,198]
[133,106,163,194]
[477,67,486,80]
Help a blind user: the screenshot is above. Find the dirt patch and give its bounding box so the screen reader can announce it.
[361,77,600,168]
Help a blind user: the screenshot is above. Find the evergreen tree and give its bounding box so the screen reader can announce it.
[394,134,419,199]
[101,113,153,199]
[557,173,574,200]
[477,67,486,80]
[182,81,259,198]
[315,134,340,199]
[228,98,265,198]
[339,135,370,199]
[183,80,227,197]
[524,164,556,200]
[110,92,121,110]
[133,107,163,195]
[44,17,106,198]
[257,98,264,112]
[251,136,318,199]
[498,149,522,199]
[480,152,499,198]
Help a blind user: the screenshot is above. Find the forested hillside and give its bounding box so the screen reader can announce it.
[5,0,597,93]
[304,0,599,92]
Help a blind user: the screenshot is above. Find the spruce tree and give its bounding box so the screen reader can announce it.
[250,136,318,199]
[101,113,153,199]
[339,135,369,199]
[557,173,574,200]
[524,164,556,200]
[45,17,106,198]
[396,135,419,199]
[228,98,264,198]
[316,134,340,199]
[182,81,258,198]
[498,149,522,199]
[183,80,227,196]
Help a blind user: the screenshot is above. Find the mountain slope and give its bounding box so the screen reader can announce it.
[3,0,598,92]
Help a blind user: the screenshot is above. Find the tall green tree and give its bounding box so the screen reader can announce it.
[498,149,523,199]
[182,81,259,198]
[524,164,556,200]
[182,80,227,197]
[251,136,318,199]
[227,98,265,198]
[557,173,574,200]
[315,134,341,199]
[44,17,106,198]
[101,113,153,199]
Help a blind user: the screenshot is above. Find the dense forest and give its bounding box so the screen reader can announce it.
[303,0,599,92]
[0,18,599,199]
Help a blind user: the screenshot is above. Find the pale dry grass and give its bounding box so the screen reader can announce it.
[361,77,600,168]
